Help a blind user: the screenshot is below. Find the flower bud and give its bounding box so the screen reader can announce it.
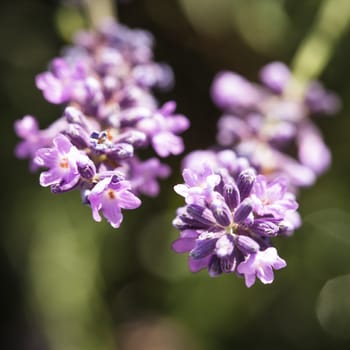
[208,255,222,277]
[190,239,217,259]
[64,124,90,148]
[210,200,232,227]
[251,221,279,237]
[235,235,260,254]
[107,143,134,160]
[64,106,84,124]
[223,183,240,210]
[237,168,256,200]
[186,204,216,226]
[234,199,252,223]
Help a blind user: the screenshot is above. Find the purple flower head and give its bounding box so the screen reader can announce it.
[212,62,340,190]
[172,151,299,286]
[88,175,141,228]
[15,19,189,229]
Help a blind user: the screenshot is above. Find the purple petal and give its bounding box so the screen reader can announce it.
[237,254,255,274]
[279,153,316,187]
[180,229,199,238]
[36,72,68,104]
[53,134,73,154]
[237,168,256,200]
[235,235,260,254]
[211,71,259,110]
[14,115,39,138]
[298,122,331,175]
[118,191,141,209]
[39,169,62,187]
[172,238,196,253]
[188,256,210,272]
[259,61,290,93]
[272,256,287,270]
[234,199,253,223]
[167,115,190,133]
[35,148,59,167]
[190,239,218,259]
[174,184,189,197]
[244,273,257,288]
[223,183,240,210]
[90,201,102,222]
[257,265,274,284]
[102,200,123,228]
[152,132,184,157]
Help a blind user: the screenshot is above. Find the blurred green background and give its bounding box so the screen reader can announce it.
[1,0,350,349]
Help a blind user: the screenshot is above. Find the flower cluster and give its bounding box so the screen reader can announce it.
[172,61,339,287]
[211,61,340,189]
[172,149,299,287]
[14,20,189,228]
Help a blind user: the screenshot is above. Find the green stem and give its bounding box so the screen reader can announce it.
[291,0,350,87]
[82,0,117,28]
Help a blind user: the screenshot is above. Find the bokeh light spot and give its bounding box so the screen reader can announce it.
[316,274,350,338]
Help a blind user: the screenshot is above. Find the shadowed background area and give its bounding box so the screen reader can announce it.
[1,0,350,349]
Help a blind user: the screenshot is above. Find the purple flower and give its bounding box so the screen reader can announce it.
[137,102,190,157]
[174,167,221,204]
[88,175,141,228]
[182,149,250,181]
[297,121,331,175]
[36,58,87,104]
[172,151,299,286]
[34,134,90,191]
[211,62,340,189]
[172,60,337,287]
[251,175,298,219]
[127,157,171,197]
[14,115,67,171]
[14,115,44,170]
[15,20,189,229]
[237,247,286,288]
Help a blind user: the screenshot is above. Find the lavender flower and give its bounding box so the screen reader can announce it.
[34,134,93,192]
[211,61,340,190]
[237,247,286,288]
[88,175,141,228]
[172,150,299,287]
[14,19,189,229]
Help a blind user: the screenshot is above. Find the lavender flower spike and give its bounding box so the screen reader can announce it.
[211,61,340,190]
[14,19,189,229]
[172,149,299,287]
